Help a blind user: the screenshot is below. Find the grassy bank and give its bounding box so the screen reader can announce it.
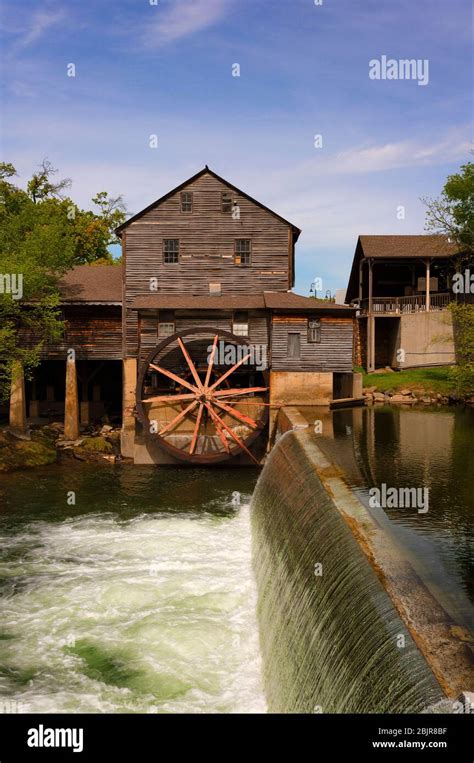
[355,366,456,396]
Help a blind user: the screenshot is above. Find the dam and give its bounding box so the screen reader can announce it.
[0,405,472,713]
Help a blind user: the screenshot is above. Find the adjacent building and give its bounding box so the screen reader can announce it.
[345,235,461,372]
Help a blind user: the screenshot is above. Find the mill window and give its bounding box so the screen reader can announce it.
[222,192,233,213]
[234,239,251,266]
[308,317,321,343]
[163,239,179,264]
[158,311,175,337]
[233,311,249,336]
[180,192,193,213]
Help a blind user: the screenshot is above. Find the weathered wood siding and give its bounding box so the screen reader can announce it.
[124,172,291,356]
[18,306,122,361]
[137,310,269,365]
[270,315,353,372]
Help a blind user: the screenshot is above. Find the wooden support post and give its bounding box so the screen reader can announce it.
[121,358,137,459]
[64,356,79,440]
[367,316,376,373]
[9,360,27,433]
[367,259,375,373]
[368,258,373,314]
[425,259,431,312]
[358,259,364,303]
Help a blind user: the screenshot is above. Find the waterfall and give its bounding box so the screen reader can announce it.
[251,429,443,713]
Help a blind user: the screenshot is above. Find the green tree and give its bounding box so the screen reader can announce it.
[449,303,474,397]
[0,161,125,401]
[423,162,474,264]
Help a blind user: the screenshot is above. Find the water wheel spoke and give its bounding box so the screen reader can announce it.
[142,392,196,404]
[207,406,260,465]
[213,399,259,429]
[159,400,198,436]
[189,403,204,455]
[204,403,230,453]
[138,328,269,464]
[177,338,204,390]
[204,335,219,387]
[149,363,198,394]
[213,386,268,399]
[208,353,252,391]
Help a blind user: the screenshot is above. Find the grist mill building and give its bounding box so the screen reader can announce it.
[8,167,357,464]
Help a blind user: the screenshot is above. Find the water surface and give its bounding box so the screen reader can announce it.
[0,465,265,713]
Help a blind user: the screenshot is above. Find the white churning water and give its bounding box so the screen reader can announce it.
[0,501,266,713]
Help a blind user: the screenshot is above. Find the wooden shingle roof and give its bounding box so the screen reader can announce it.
[133,291,353,314]
[59,265,122,303]
[358,235,457,259]
[346,235,459,303]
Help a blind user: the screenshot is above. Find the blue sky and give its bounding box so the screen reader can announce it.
[1,0,471,295]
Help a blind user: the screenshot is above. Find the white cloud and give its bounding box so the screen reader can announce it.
[14,8,66,49]
[332,131,470,174]
[142,0,230,47]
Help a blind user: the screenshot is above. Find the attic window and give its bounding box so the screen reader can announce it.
[308,317,321,343]
[221,192,233,213]
[180,192,193,213]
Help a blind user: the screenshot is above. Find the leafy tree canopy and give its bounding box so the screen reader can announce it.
[0,160,125,400]
[423,161,474,260]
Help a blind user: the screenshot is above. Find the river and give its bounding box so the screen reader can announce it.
[0,406,472,712]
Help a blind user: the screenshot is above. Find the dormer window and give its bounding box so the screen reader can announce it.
[180,192,193,213]
[234,239,251,265]
[221,192,233,213]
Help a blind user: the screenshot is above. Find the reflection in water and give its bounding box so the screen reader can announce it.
[0,466,265,713]
[308,405,474,632]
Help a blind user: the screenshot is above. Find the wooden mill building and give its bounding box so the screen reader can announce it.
[8,167,357,464]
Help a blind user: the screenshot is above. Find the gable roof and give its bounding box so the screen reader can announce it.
[358,235,457,259]
[115,166,301,240]
[59,265,122,303]
[346,235,459,303]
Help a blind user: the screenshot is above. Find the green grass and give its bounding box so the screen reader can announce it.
[355,366,455,395]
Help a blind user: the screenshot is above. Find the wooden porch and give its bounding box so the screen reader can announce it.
[359,292,451,315]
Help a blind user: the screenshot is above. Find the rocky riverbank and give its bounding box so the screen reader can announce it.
[0,423,124,474]
[363,387,474,406]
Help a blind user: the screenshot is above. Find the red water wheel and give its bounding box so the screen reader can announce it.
[136,327,269,464]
